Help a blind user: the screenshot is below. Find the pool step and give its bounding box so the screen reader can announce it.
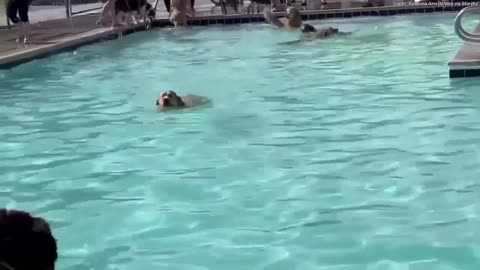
[449,23,480,78]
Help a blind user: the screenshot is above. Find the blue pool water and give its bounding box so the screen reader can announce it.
[2,12,480,270]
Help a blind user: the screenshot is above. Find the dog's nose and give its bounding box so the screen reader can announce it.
[156,100,160,106]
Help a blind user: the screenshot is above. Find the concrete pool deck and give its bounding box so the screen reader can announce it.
[0,3,470,70]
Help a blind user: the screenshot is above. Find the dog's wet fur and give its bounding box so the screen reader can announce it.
[170,0,191,26]
[300,23,347,39]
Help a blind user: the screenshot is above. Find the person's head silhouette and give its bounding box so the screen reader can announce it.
[0,209,58,270]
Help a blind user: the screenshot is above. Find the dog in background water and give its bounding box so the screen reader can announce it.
[97,0,156,26]
[7,0,32,44]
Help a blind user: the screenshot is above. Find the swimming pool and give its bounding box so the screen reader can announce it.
[2,12,480,270]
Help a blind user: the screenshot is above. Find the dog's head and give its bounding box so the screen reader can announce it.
[301,23,316,33]
[319,27,339,37]
[286,7,302,28]
[156,91,185,108]
[329,27,339,34]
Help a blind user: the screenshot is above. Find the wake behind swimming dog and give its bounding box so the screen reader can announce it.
[156,91,209,111]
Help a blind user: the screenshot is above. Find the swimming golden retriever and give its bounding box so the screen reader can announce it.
[156,91,208,111]
[300,23,351,39]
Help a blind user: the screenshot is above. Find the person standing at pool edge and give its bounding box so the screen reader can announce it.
[0,209,58,270]
[6,0,32,44]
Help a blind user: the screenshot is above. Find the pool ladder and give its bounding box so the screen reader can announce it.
[454,6,480,44]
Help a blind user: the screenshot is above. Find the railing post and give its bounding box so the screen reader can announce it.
[454,6,480,44]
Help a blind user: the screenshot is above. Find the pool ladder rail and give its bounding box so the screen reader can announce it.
[454,6,480,45]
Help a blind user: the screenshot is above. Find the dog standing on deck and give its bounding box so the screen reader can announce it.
[169,0,193,27]
[7,0,32,44]
[97,0,156,26]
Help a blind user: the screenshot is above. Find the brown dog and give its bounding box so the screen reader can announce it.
[301,24,351,39]
[170,0,191,26]
[156,91,208,111]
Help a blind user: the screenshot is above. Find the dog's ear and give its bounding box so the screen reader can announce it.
[175,95,185,107]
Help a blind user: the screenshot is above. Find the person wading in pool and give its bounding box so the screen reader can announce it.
[263,6,303,30]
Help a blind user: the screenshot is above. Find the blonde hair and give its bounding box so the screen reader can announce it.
[286,7,302,28]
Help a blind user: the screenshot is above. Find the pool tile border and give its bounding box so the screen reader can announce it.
[449,64,480,78]
[0,5,470,70]
[449,68,480,78]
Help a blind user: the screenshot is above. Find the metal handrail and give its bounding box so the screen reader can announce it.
[454,6,480,44]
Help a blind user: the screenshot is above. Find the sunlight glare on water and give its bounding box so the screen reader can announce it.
[1,12,480,270]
